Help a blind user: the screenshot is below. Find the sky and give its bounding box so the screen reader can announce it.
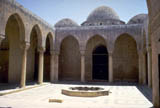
[16,0,148,26]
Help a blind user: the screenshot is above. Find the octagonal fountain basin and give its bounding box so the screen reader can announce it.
[61,87,109,97]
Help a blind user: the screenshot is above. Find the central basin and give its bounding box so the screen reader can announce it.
[62,86,109,97]
[69,87,104,91]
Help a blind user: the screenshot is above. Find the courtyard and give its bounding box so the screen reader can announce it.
[0,82,153,108]
[0,0,160,107]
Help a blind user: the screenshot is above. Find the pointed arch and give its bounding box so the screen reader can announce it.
[26,24,42,83]
[114,33,139,51]
[44,32,54,82]
[58,35,80,51]
[30,24,43,48]
[113,33,139,82]
[59,35,81,81]
[85,35,107,51]
[4,13,25,42]
[0,13,25,83]
[45,32,54,51]
[85,35,108,81]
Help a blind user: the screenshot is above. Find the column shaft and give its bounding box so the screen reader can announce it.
[53,54,59,82]
[20,48,27,88]
[38,51,44,84]
[81,55,85,82]
[147,50,152,87]
[142,52,147,84]
[138,52,143,84]
[50,53,54,83]
[109,53,113,82]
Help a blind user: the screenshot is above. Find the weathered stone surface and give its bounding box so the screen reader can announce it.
[0,0,159,107]
[128,14,148,24]
[147,0,160,107]
[81,6,125,26]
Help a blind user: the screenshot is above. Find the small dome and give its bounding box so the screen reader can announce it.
[87,6,120,22]
[128,14,148,24]
[55,18,79,28]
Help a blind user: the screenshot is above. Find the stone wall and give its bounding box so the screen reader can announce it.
[59,36,81,81]
[113,34,139,82]
[85,35,106,81]
[147,0,160,107]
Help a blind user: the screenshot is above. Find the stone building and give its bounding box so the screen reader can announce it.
[147,0,160,107]
[0,0,159,107]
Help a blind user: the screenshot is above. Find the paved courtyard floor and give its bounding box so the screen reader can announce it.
[0,82,153,108]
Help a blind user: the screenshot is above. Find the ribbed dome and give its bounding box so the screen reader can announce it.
[128,14,148,24]
[87,6,120,21]
[55,18,79,28]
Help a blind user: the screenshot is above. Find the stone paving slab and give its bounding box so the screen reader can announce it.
[0,83,153,108]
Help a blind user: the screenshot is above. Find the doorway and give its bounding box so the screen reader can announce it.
[92,45,108,81]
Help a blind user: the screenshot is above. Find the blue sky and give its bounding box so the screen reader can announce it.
[16,0,148,26]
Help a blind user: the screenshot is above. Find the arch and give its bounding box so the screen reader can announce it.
[113,34,139,82]
[26,25,42,83]
[0,13,25,83]
[85,35,108,81]
[45,32,54,51]
[85,35,107,50]
[58,35,80,51]
[3,13,25,41]
[59,36,81,81]
[113,33,139,51]
[92,45,109,81]
[44,33,52,82]
[29,24,43,48]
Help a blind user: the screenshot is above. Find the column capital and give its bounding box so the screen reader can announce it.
[38,47,45,53]
[108,52,113,56]
[0,34,5,42]
[147,45,152,52]
[20,41,30,50]
[0,34,5,38]
[50,50,60,55]
[138,49,147,55]
[80,50,86,56]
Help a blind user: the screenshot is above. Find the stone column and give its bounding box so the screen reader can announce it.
[20,42,30,88]
[109,52,113,82]
[55,52,59,82]
[147,46,152,87]
[142,52,147,85]
[50,51,54,83]
[38,47,45,85]
[80,50,85,83]
[138,51,143,84]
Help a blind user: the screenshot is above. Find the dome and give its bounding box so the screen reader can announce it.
[128,14,148,24]
[87,6,120,22]
[55,18,79,28]
[81,6,125,26]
